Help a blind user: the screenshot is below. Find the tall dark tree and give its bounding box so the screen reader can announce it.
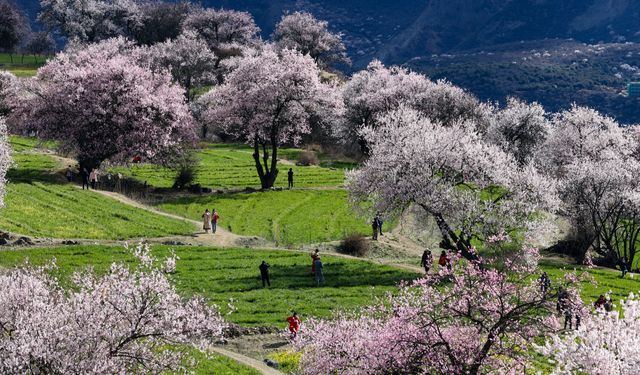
[133,1,192,45]
[0,0,29,62]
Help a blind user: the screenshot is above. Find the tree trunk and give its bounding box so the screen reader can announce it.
[420,205,479,262]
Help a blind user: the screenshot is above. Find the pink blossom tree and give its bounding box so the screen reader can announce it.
[348,106,557,260]
[10,38,197,171]
[200,47,342,189]
[0,242,226,373]
[296,246,578,375]
[272,11,350,69]
[0,118,10,207]
[538,293,640,374]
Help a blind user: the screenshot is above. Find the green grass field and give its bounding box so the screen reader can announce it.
[540,261,640,306]
[157,189,371,244]
[1,53,45,77]
[191,351,260,374]
[112,143,348,189]
[2,137,194,239]
[0,245,418,327]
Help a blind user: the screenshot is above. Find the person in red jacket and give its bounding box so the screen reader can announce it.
[310,249,319,275]
[438,251,452,271]
[287,312,301,340]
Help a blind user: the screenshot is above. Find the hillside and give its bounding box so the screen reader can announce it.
[15,0,640,122]
[409,39,640,123]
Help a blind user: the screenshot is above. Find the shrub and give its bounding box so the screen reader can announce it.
[173,164,197,189]
[337,233,370,257]
[296,150,319,166]
[267,350,301,374]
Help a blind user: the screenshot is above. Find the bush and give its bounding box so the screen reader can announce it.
[267,351,301,374]
[337,233,370,257]
[173,164,197,189]
[296,150,319,166]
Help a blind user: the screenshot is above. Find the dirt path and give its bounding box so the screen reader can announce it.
[89,189,258,247]
[210,346,284,375]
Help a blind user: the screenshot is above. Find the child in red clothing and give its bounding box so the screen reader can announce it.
[287,312,301,340]
[310,249,319,275]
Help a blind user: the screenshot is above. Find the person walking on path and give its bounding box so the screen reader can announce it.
[202,209,212,233]
[288,168,294,189]
[420,249,433,273]
[212,209,220,234]
[377,213,384,236]
[89,169,98,190]
[314,256,325,286]
[259,261,271,287]
[287,312,301,340]
[310,249,320,275]
[81,168,89,190]
[538,272,551,294]
[372,217,379,240]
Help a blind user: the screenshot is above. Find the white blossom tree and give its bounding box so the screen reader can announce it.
[200,47,342,189]
[143,31,217,101]
[539,106,640,266]
[538,292,640,374]
[486,97,550,166]
[39,0,145,42]
[0,118,10,207]
[0,71,17,116]
[272,11,349,69]
[340,60,488,154]
[348,106,557,260]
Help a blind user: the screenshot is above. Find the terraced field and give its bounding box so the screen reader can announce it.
[113,143,349,189]
[157,189,372,245]
[0,245,419,327]
[2,137,193,239]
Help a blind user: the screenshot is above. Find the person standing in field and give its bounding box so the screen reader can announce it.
[288,168,294,189]
[81,168,89,190]
[372,217,379,240]
[420,249,432,273]
[314,256,325,286]
[89,169,98,190]
[65,166,73,182]
[212,209,220,234]
[286,312,301,340]
[377,212,384,236]
[438,250,451,271]
[259,260,271,287]
[310,249,319,275]
[202,209,211,233]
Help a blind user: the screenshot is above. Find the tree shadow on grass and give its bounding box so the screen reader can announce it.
[195,263,416,293]
[6,167,67,184]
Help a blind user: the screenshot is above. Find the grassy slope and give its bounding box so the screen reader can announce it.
[112,143,348,189]
[157,189,371,245]
[2,137,193,239]
[0,245,418,327]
